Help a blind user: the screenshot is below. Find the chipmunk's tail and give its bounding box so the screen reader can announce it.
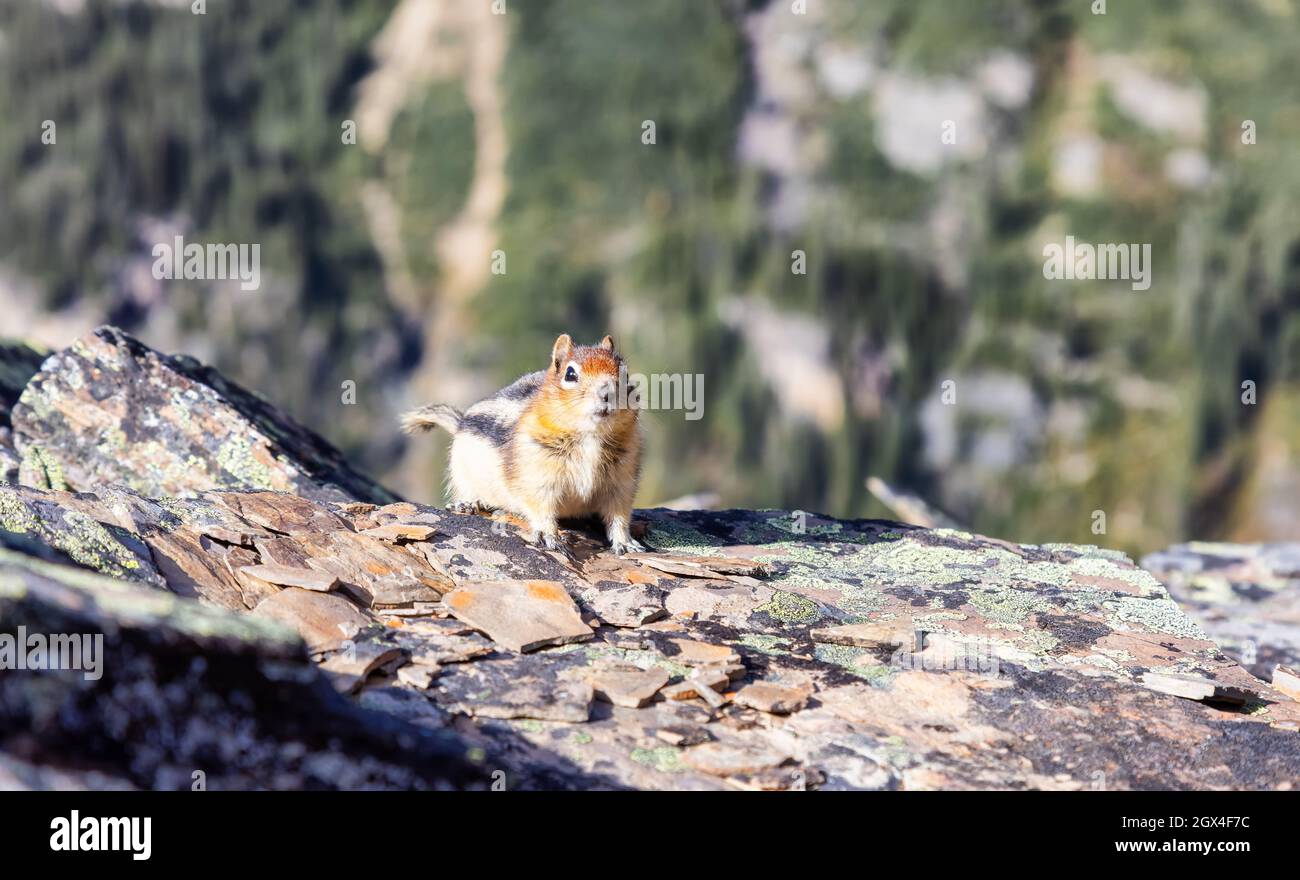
[400,403,463,435]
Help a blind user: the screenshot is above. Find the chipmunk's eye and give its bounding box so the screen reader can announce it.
[563,364,579,385]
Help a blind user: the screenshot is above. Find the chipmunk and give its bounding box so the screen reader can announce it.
[401,333,645,556]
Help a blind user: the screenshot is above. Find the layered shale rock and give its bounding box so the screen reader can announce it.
[7,326,397,504]
[1,327,1298,790]
[1143,542,1300,683]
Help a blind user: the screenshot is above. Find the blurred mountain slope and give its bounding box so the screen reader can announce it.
[1,0,1298,555]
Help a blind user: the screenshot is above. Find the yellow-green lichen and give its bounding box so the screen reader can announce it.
[1104,595,1207,640]
[19,445,67,491]
[0,489,150,582]
[215,436,279,490]
[737,633,791,655]
[0,486,39,534]
[813,643,895,683]
[755,590,821,623]
[967,586,1055,626]
[645,519,724,555]
[630,746,682,773]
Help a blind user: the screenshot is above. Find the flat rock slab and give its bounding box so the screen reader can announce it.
[396,665,436,689]
[389,620,496,666]
[444,579,594,652]
[682,741,791,777]
[733,681,812,715]
[667,638,741,666]
[660,670,729,702]
[589,666,671,708]
[319,639,407,694]
[1273,665,1300,701]
[811,621,908,649]
[1141,672,1254,705]
[360,523,437,543]
[434,653,593,722]
[626,552,769,579]
[655,725,712,747]
[293,530,450,607]
[252,588,370,653]
[582,582,666,627]
[239,562,339,592]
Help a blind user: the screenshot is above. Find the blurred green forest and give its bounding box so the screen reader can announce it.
[2,0,1299,555]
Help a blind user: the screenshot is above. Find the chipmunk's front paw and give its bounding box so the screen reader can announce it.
[449,500,489,515]
[611,537,645,556]
[537,531,577,562]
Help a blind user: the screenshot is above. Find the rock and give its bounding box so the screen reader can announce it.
[443,579,594,652]
[3,328,1299,790]
[667,638,740,666]
[1142,542,1300,680]
[360,523,438,543]
[1140,672,1253,705]
[682,741,791,777]
[251,588,371,653]
[0,546,482,790]
[376,603,440,618]
[9,326,397,504]
[662,579,773,625]
[1273,665,1300,701]
[391,619,495,666]
[662,669,731,705]
[434,653,594,722]
[627,552,769,579]
[290,529,450,607]
[397,666,436,689]
[728,765,823,792]
[589,665,671,708]
[239,563,340,592]
[0,484,166,589]
[0,432,19,485]
[655,725,712,747]
[733,681,812,715]
[318,636,407,694]
[581,582,666,627]
[810,621,908,650]
[357,687,450,731]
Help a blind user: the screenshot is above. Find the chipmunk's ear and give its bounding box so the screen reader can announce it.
[551,334,573,371]
[599,335,616,352]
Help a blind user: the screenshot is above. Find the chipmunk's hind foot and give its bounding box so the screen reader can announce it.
[611,536,646,556]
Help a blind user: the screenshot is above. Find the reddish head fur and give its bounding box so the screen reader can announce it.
[528,334,637,443]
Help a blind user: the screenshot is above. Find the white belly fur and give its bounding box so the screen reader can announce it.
[447,433,513,509]
[448,431,607,519]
